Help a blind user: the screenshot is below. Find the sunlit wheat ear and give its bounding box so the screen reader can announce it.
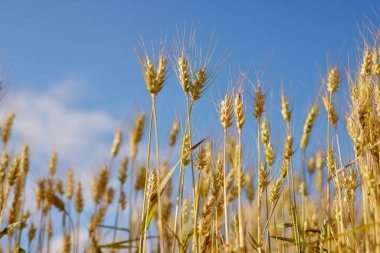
[219,94,233,130]
[36,178,46,209]
[234,91,245,129]
[63,233,71,253]
[270,179,282,204]
[373,49,380,76]
[137,47,167,96]
[48,152,58,178]
[177,55,191,94]
[119,190,126,211]
[118,157,128,185]
[181,134,191,166]
[147,170,158,206]
[300,104,319,149]
[66,169,74,200]
[75,182,83,214]
[47,192,65,213]
[20,145,29,175]
[135,166,146,191]
[200,233,211,253]
[198,195,216,236]
[46,217,52,241]
[261,119,270,145]
[191,68,208,101]
[88,205,106,234]
[27,223,36,246]
[308,156,316,175]
[245,171,255,203]
[92,166,109,205]
[322,95,338,129]
[281,90,291,125]
[361,50,372,76]
[327,67,341,93]
[2,112,15,145]
[196,146,207,171]
[111,128,123,159]
[258,165,269,193]
[7,157,20,186]
[253,84,265,120]
[130,113,145,158]
[326,147,335,174]
[169,118,179,147]
[0,153,10,183]
[182,198,190,225]
[20,210,30,230]
[55,179,64,195]
[281,135,294,179]
[105,187,114,205]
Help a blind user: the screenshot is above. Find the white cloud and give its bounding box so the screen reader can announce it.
[0,79,122,212]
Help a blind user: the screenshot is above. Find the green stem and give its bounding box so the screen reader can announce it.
[139,100,154,253]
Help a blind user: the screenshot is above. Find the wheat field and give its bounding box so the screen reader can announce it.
[1,13,380,253]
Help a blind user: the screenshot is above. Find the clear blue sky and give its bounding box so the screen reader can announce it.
[0,1,377,173]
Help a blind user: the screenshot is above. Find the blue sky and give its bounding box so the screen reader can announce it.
[0,1,376,162]
[0,1,378,248]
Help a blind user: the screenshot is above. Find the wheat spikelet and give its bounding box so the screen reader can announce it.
[219,94,233,129]
[258,165,269,193]
[0,154,10,184]
[156,56,167,90]
[361,51,372,76]
[327,67,340,93]
[300,104,319,149]
[308,156,316,175]
[177,55,191,94]
[322,95,339,129]
[326,147,335,174]
[36,178,46,209]
[119,190,126,211]
[27,223,36,245]
[147,170,157,205]
[118,157,128,185]
[234,91,245,129]
[105,187,114,205]
[140,51,167,95]
[182,198,190,225]
[111,128,123,158]
[191,68,207,101]
[48,152,58,177]
[200,233,211,253]
[135,166,146,191]
[55,178,64,195]
[21,145,29,174]
[7,157,20,186]
[245,171,254,203]
[196,146,207,171]
[373,62,380,77]
[66,168,74,200]
[169,118,180,147]
[130,114,145,158]
[181,134,191,166]
[253,85,265,120]
[46,218,53,247]
[264,142,275,167]
[198,195,216,237]
[75,182,83,214]
[47,192,65,213]
[281,90,291,125]
[270,179,282,204]
[2,112,15,145]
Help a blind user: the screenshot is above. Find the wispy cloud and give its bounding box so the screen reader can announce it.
[0,78,122,214]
